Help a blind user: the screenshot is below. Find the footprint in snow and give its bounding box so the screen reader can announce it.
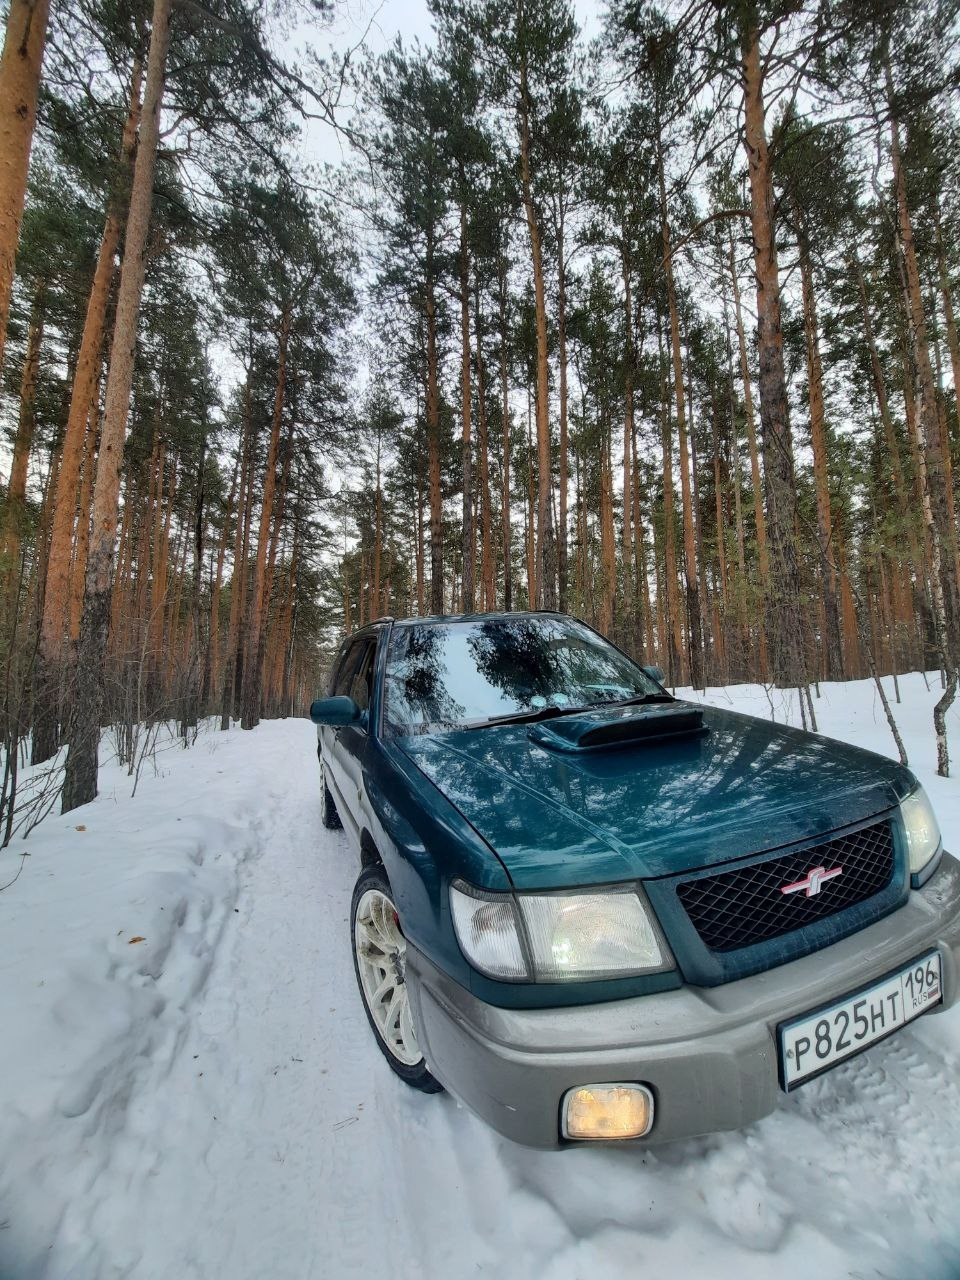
[700,1169,788,1252]
[196,998,237,1038]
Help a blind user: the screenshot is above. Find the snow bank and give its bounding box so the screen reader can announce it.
[0,727,264,1278]
[1,676,959,1280]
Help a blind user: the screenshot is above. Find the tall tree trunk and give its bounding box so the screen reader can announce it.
[32,55,142,765]
[498,254,512,611]
[722,290,749,673]
[234,415,257,711]
[425,243,443,614]
[934,205,960,470]
[263,425,292,618]
[240,306,289,730]
[69,403,98,645]
[2,277,44,582]
[149,445,172,692]
[711,396,729,613]
[686,320,712,674]
[621,245,634,627]
[28,440,59,617]
[600,428,616,636]
[373,428,382,617]
[475,279,495,609]
[690,375,713,677]
[657,138,703,688]
[557,216,569,613]
[163,524,187,694]
[184,423,206,731]
[632,419,655,659]
[838,529,861,678]
[517,49,556,609]
[797,214,843,679]
[458,191,474,613]
[207,418,242,704]
[729,229,769,678]
[855,254,910,514]
[574,450,586,615]
[653,498,667,665]
[525,390,536,605]
[927,286,957,530]
[0,0,50,376]
[128,444,157,666]
[414,478,424,616]
[279,512,300,712]
[62,0,171,812]
[221,408,253,729]
[740,22,807,691]
[659,335,682,682]
[109,499,134,686]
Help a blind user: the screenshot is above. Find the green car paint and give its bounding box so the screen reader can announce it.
[317,613,921,1011]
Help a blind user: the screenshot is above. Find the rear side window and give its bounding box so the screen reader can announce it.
[330,640,363,696]
[348,640,377,713]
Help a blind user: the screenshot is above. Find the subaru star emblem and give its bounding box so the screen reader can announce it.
[780,865,844,898]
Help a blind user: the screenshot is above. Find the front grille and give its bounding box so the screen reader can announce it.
[676,819,896,953]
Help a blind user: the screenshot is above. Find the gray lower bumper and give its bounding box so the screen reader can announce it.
[405,854,960,1148]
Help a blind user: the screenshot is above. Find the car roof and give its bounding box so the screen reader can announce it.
[336,611,578,653]
[390,610,569,628]
[337,612,652,700]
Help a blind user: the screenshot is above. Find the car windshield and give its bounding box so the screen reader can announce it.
[383,616,664,733]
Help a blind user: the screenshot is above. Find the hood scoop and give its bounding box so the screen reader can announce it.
[528,702,708,754]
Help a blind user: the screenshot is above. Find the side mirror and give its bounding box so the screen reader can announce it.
[642,665,666,686]
[310,695,362,726]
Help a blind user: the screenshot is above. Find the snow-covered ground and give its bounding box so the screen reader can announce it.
[1,674,959,1280]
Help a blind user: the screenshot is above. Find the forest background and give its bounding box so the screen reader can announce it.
[0,0,959,832]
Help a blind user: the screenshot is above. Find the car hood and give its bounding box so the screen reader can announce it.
[397,703,916,889]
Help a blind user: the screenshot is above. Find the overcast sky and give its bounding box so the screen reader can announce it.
[292,0,602,170]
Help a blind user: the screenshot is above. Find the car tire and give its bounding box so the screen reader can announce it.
[320,758,342,830]
[350,863,443,1094]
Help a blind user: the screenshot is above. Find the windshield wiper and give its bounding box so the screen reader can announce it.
[465,704,594,730]
[465,691,674,730]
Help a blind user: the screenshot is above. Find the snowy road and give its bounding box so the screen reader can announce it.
[3,676,960,1278]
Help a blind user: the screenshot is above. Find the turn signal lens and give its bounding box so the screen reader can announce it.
[562,1084,654,1140]
[449,884,528,979]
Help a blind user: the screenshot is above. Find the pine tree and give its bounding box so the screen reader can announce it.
[0,0,50,376]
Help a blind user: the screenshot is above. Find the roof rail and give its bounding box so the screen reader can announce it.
[368,616,395,625]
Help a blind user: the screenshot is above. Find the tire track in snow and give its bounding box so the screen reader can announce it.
[49,821,261,1278]
[102,722,428,1279]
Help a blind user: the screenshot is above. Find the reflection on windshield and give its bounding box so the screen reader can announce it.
[384,616,660,733]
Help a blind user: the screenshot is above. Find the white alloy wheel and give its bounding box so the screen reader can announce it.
[353,887,421,1067]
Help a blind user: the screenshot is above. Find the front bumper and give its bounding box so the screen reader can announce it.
[405,853,960,1148]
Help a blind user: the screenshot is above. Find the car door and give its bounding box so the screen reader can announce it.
[328,631,380,838]
[322,637,365,810]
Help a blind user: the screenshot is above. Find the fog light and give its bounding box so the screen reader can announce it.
[561,1083,654,1140]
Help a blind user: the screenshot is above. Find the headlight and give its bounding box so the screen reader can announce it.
[449,882,670,982]
[901,786,943,886]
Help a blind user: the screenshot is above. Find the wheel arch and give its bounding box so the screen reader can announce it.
[359,827,383,869]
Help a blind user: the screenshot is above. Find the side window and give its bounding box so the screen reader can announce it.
[348,640,377,714]
[331,640,363,696]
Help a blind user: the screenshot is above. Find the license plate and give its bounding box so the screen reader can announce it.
[778,951,943,1089]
